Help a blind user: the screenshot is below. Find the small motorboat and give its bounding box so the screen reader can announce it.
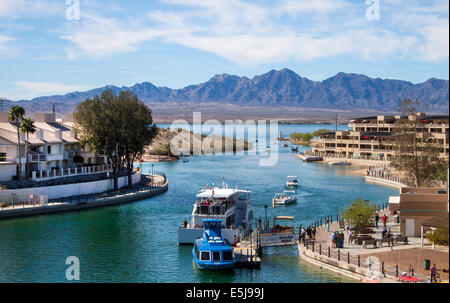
[286,176,299,187]
[328,161,351,166]
[192,219,235,270]
[272,191,297,207]
[283,143,288,147]
[291,146,298,152]
[265,145,271,152]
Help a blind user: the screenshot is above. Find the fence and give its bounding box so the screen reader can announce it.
[0,193,47,209]
[366,168,413,187]
[301,239,429,282]
[31,164,113,181]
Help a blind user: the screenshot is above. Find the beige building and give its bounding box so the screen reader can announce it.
[0,112,108,182]
[311,113,449,161]
[388,187,448,237]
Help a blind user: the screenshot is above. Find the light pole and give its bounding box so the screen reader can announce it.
[264,205,268,231]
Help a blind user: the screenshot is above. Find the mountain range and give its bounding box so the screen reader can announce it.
[4,68,449,114]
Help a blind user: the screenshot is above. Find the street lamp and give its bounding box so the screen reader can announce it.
[264,205,268,231]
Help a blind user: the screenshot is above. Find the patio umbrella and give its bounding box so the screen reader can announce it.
[397,276,421,282]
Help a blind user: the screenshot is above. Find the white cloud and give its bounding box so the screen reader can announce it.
[0,0,63,18]
[0,34,14,50]
[12,81,91,100]
[59,0,449,65]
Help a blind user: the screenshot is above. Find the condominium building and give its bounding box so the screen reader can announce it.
[0,112,108,182]
[310,113,449,161]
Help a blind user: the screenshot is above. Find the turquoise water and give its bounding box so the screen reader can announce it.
[0,124,397,283]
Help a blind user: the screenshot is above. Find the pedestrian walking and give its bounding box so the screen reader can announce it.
[375,213,379,229]
[382,214,387,227]
[431,264,438,283]
[326,218,330,232]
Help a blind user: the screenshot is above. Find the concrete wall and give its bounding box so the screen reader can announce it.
[0,172,141,200]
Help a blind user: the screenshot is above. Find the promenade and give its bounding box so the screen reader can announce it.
[298,209,449,283]
[0,173,168,220]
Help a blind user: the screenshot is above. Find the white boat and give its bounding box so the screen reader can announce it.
[178,180,254,245]
[283,143,288,147]
[328,161,351,166]
[272,191,297,207]
[265,145,271,152]
[286,176,299,187]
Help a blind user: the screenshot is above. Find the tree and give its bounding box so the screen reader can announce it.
[424,213,449,246]
[290,133,303,141]
[117,91,158,188]
[8,106,25,181]
[341,198,377,232]
[74,90,157,190]
[301,133,313,142]
[392,99,447,187]
[20,118,36,180]
[312,129,332,137]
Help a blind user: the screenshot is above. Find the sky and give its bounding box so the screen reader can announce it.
[0,0,448,100]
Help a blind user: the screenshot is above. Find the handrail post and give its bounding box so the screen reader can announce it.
[338,249,340,261]
[319,244,321,255]
[328,247,330,258]
[347,252,350,264]
[358,255,360,267]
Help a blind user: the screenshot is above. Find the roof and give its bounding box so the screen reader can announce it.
[197,188,237,198]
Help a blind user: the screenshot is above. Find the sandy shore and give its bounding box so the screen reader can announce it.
[141,154,179,162]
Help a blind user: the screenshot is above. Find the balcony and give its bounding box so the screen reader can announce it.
[29,153,47,162]
[64,150,76,160]
[31,164,113,181]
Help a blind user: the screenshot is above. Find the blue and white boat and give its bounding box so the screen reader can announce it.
[193,219,235,270]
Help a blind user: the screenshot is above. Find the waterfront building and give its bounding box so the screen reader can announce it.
[0,112,107,182]
[388,187,448,237]
[311,113,449,161]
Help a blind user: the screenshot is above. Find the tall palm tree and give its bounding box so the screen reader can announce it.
[8,106,25,181]
[20,118,36,180]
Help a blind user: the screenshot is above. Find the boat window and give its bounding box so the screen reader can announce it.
[213,252,221,262]
[200,251,210,261]
[222,251,233,261]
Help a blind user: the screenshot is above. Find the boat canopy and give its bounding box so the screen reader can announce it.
[197,188,237,199]
[287,176,297,178]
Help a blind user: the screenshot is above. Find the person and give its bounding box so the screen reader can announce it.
[431,264,437,283]
[382,214,387,227]
[183,218,188,228]
[326,218,330,232]
[312,226,316,239]
[347,228,353,244]
[382,226,388,237]
[375,213,379,229]
[306,226,312,239]
[301,227,306,243]
[331,231,336,248]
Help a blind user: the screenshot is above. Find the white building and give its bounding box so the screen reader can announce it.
[0,112,108,182]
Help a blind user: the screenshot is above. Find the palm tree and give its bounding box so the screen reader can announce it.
[8,106,25,181]
[20,118,36,180]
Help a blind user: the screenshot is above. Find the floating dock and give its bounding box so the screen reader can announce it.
[233,246,261,268]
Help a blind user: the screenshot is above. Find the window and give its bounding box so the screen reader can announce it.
[200,251,210,261]
[0,152,6,162]
[47,145,51,154]
[222,251,233,261]
[213,252,221,262]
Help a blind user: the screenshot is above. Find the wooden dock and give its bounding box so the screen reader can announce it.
[233,246,261,268]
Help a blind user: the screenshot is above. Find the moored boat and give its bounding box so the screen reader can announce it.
[328,161,351,166]
[178,180,254,245]
[291,146,298,152]
[193,219,235,270]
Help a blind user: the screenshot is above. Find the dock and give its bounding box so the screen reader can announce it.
[233,245,261,268]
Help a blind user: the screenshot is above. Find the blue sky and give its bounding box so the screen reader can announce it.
[0,0,448,100]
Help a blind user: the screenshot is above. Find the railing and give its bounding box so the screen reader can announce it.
[366,168,413,187]
[31,164,113,181]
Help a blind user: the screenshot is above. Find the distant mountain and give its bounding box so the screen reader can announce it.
[4,68,449,113]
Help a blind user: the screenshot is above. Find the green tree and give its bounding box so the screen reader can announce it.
[392,99,447,187]
[117,91,158,188]
[341,198,377,232]
[301,133,313,142]
[424,213,449,246]
[313,129,332,137]
[8,106,25,181]
[74,90,157,190]
[290,133,303,141]
[20,118,36,180]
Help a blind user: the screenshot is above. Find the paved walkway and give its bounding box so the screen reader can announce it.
[304,209,449,282]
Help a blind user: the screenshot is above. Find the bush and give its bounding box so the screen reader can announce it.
[341,198,377,232]
[290,133,303,140]
[425,213,449,246]
[302,133,313,142]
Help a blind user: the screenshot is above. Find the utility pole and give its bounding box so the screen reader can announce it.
[335,113,338,132]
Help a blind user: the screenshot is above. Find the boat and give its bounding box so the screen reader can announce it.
[300,156,323,162]
[272,191,297,207]
[259,216,297,246]
[178,179,254,245]
[283,143,288,147]
[286,176,299,187]
[192,219,235,270]
[328,161,351,166]
[291,146,298,152]
[265,145,271,152]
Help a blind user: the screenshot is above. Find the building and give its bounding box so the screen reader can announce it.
[311,113,449,161]
[0,112,108,182]
[388,187,448,237]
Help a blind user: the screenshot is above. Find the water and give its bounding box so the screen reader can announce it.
[0,124,397,283]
